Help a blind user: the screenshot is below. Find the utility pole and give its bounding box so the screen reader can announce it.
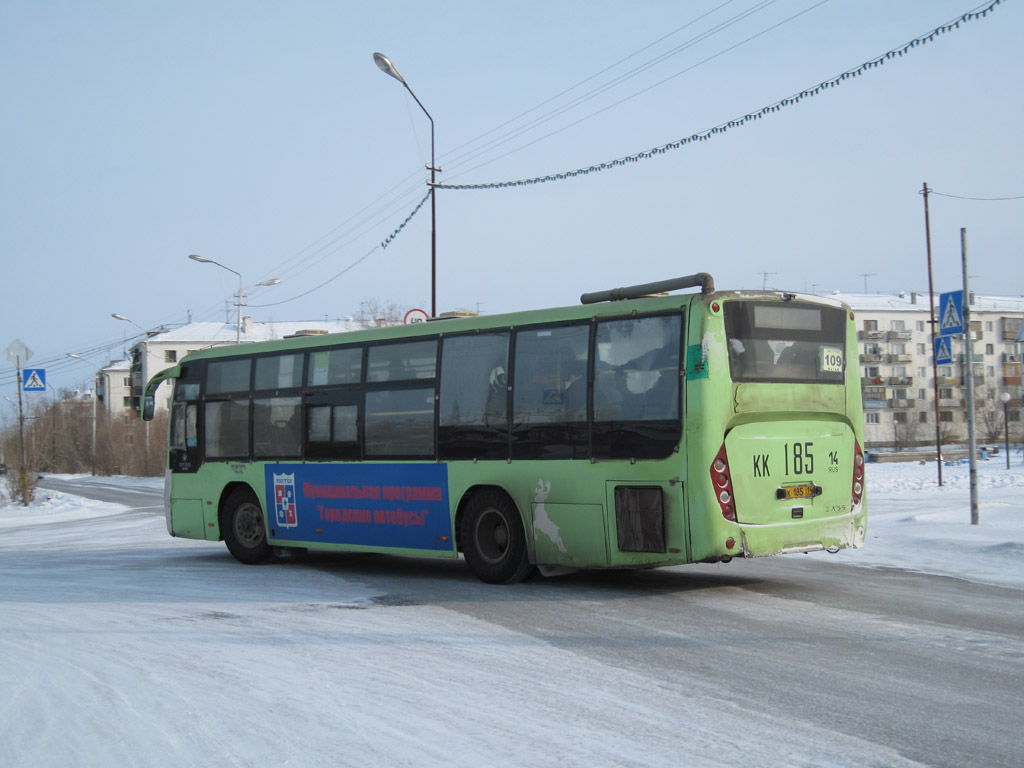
[922,182,943,485]
[961,228,978,525]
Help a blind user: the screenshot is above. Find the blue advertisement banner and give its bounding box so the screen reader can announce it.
[265,463,453,551]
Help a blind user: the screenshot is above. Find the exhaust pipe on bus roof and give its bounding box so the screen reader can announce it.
[580,272,715,305]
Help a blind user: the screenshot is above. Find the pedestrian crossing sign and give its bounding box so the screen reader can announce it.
[23,368,46,391]
[938,290,963,336]
[934,336,953,365]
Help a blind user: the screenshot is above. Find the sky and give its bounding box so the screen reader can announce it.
[1,460,1023,766]
[2,0,1022,398]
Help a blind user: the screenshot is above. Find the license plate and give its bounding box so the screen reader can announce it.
[779,484,815,500]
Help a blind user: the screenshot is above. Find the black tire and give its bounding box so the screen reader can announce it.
[461,490,534,584]
[222,488,273,565]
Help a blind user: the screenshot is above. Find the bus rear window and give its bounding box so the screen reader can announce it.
[724,301,846,384]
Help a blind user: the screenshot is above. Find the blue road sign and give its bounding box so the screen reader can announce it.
[23,368,46,391]
[934,336,953,365]
[938,290,964,336]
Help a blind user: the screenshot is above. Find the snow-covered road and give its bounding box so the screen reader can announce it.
[2,460,1022,767]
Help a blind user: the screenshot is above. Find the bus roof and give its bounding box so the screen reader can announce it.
[169,282,851,367]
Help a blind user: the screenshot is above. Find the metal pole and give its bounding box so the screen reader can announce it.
[922,183,943,485]
[961,228,978,525]
[402,83,437,317]
[236,275,242,344]
[16,357,28,506]
[91,373,97,475]
[1005,399,1011,470]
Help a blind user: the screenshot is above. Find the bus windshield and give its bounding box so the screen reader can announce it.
[724,301,847,384]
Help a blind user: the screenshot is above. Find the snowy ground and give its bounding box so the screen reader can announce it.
[1,460,1022,767]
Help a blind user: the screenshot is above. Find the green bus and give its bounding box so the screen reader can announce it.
[143,273,866,584]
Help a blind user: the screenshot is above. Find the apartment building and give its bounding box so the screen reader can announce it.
[118,317,365,416]
[836,292,1024,449]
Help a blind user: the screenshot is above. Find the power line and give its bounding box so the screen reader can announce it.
[436,0,1006,191]
[928,190,1024,201]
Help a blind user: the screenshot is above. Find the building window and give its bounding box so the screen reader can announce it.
[940,411,954,423]
[918,367,927,378]
[891,320,905,331]
[864,320,878,331]
[917,344,927,355]
[866,413,880,424]
[916,321,926,332]
[986,344,994,355]
[893,411,907,424]
[165,350,177,363]
[986,322,993,332]
[918,411,928,423]
[918,389,926,400]
[890,343,906,355]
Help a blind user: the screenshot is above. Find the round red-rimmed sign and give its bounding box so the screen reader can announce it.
[403,308,429,325]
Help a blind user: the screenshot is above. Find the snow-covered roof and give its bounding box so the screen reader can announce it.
[828,293,1024,313]
[141,319,367,345]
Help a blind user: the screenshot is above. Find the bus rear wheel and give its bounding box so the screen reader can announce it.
[222,488,273,565]
[461,490,534,584]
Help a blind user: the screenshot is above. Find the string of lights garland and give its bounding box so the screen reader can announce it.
[435,0,1005,192]
[381,189,432,250]
[247,190,432,308]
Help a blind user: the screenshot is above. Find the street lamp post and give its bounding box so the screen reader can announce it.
[1000,391,1012,470]
[188,255,280,343]
[66,353,98,476]
[374,52,438,318]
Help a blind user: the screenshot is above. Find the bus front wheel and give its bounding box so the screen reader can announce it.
[222,488,273,565]
[461,491,534,584]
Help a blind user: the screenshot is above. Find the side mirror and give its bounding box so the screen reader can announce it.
[142,396,155,422]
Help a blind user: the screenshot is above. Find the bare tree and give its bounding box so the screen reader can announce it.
[354,297,411,327]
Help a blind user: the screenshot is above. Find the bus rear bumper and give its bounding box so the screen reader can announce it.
[737,512,866,558]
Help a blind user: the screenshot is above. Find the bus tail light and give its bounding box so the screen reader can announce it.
[851,439,865,508]
[710,444,736,521]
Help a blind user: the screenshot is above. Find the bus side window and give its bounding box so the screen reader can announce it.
[593,314,682,460]
[512,324,589,460]
[205,400,250,458]
[253,396,302,458]
[439,332,510,460]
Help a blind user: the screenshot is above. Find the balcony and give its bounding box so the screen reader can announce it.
[939,398,961,408]
[1003,353,1022,363]
[1004,375,1023,386]
[886,354,912,363]
[863,400,887,410]
[887,330,912,341]
[957,353,984,364]
[859,353,882,363]
[887,398,914,409]
[858,330,885,341]
[887,376,914,386]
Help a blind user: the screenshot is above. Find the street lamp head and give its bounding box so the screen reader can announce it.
[189,254,213,264]
[1001,391,1012,404]
[373,52,406,85]
[111,313,129,322]
[257,278,282,287]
